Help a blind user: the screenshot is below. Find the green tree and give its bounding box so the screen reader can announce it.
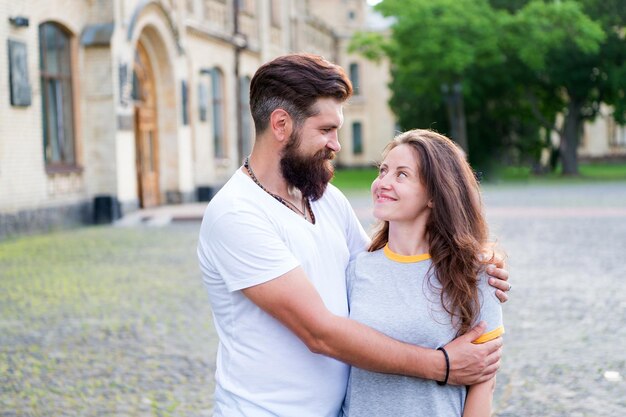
[370,0,504,154]
[504,0,609,175]
[352,0,625,175]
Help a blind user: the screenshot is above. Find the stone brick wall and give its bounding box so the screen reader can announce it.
[81,46,117,197]
[1,0,399,239]
[0,201,91,240]
[1,0,92,216]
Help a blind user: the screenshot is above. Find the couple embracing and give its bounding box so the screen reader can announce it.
[198,53,510,417]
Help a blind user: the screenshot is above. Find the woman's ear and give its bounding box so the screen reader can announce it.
[427,199,433,208]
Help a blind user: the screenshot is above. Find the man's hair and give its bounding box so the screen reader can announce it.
[249,53,353,134]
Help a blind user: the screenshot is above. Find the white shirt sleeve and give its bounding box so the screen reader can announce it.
[201,207,300,292]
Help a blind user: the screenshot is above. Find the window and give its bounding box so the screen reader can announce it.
[349,62,360,95]
[270,0,281,27]
[617,128,626,147]
[39,22,76,167]
[237,0,256,14]
[607,118,626,147]
[352,122,363,155]
[240,76,253,156]
[182,80,189,125]
[211,68,226,158]
[198,83,208,122]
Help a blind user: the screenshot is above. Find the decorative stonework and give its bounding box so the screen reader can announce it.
[47,172,85,197]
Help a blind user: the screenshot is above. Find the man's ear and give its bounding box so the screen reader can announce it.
[269,109,293,143]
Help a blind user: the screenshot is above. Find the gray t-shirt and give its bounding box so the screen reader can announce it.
[341,247,504,417]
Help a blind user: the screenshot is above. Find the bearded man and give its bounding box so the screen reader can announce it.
[197,53,511,417]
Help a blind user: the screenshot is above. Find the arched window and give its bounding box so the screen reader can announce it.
[349,63,360,96]
[39,22,76,167]
[352,122,363,155]
[198,83,208,122]
[211,68,226,158]
[239,76,253,156]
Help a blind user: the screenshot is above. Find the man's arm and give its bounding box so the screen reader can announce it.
[485,250,510,303]
[242,266,501,385]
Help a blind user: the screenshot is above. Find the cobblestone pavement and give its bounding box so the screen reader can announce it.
[0,226,217,417]
[1,182,625,416]
[482,183,626,417]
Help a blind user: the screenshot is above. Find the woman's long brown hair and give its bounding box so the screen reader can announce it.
[369,129,493,336]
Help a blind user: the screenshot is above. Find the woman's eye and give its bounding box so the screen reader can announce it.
[398,171,408,179]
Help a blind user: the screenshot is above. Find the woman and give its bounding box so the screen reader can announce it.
[342,129,504,417]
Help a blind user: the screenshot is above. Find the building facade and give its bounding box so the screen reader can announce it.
[0,0,397,237]
[579,104,626,160]
[3,0,620,237]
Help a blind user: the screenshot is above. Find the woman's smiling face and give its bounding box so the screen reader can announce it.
[371,144,432,224]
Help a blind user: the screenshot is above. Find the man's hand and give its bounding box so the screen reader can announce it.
[443,322,502,386]
[485,251,510,302]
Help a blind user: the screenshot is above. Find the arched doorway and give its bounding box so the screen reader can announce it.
[133,41,160,208]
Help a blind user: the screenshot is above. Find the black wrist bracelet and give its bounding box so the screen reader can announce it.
[437,347,450,386]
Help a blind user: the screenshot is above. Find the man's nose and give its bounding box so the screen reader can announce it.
[327,132,341,152]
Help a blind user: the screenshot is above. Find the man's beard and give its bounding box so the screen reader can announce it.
[280,130,335,201]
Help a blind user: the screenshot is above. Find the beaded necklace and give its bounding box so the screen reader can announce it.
[244,157,316,224]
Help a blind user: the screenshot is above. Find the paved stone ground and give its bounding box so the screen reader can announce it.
[0,226,217,417]
[1,182,625,416]
[481,183,626,417]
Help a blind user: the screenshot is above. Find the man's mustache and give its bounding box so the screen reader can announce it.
[317,148,335,161]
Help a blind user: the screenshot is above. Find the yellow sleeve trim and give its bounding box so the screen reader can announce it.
[472,326,505,344]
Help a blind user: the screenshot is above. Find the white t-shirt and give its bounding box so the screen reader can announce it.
[197,169,369,417]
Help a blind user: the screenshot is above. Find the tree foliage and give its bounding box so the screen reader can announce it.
[502,0,608,174]
[353,0,626,175]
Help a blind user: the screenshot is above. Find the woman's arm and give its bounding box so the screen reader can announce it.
[463,376,496,417]
[464,270,504,416]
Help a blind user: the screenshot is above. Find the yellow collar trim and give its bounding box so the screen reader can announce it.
[383,244,431,263]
